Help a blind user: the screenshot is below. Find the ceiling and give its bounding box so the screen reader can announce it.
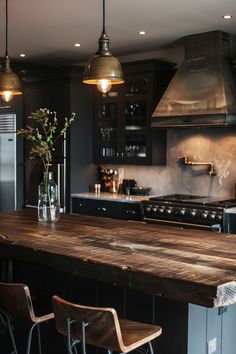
[0,0,236,67]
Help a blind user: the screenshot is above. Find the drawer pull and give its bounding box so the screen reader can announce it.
[97,207,107,212]
[125,210,136,215]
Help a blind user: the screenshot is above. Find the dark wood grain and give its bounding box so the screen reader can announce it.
[0,209,236,308]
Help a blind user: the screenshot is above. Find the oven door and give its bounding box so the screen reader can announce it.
[143,217,222,232]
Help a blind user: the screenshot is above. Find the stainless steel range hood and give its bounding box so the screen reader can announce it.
[152,31,236,128]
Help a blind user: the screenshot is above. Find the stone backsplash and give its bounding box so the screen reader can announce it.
[108,128,236,198]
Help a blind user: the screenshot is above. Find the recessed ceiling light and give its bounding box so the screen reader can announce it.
[20,53,26,57]
[223,15,232,19]
[139,31,146,35]
[75,43,81,47]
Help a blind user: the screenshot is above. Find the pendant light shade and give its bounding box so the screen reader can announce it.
[83,0,124,94]
[0,0,22,102]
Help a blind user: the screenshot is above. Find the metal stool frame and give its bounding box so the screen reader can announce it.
[52,295,162,354]
[0,282,54,354]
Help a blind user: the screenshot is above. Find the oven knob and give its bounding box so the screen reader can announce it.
[145,206,151,213]
[180,208,186,216]
[173,208,180,216]
[208,212,216,221]
[190,209,197,217]
[158,207,165,214]
[201,212,208,220]
[151,207,158,214]
[165,207,173,215]
[215,213,222,222]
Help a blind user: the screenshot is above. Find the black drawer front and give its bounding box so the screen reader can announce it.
[72,198,143,221]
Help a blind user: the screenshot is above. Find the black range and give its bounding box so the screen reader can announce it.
[142,194,236,232]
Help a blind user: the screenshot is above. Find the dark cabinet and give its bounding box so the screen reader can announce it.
[72,197,143,221]
[93,59,175,165]
[22,67,84,210]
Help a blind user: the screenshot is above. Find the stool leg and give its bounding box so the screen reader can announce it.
[148,342,154,354]
[6,316,18,354]
[37,324,42,354]
[26,323,37,354]
[81,321,87,354]
[67,318,74,354]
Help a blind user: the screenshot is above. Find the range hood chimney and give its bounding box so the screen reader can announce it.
[152,31,236,127]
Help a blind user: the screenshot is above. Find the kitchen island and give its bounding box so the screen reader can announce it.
[0,209,236,354]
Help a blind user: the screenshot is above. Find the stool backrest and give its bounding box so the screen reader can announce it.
[52,295,124,352]
[0,282,35,323]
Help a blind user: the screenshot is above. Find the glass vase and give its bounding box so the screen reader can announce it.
[38,172,60,222]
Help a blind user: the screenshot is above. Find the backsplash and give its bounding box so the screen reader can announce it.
[108,128,236,198]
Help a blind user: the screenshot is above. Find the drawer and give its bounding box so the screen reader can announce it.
[71,197,143,221]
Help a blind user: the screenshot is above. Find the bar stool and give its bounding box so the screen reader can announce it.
[0,282,54,354]
[52,295,162,354]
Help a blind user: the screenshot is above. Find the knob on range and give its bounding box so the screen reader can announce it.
[201,212,208,220]
[180,208,186,216]
[158,207,165,214]
[208,212,216,221]
[215,213,222,222]
[165,207,173,215]
[145,205,152,213]
[190,209,197,217]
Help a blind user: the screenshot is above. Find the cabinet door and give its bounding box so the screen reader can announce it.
[93,87,121,163]
[93,60,172,165]
[122,73,155,164]
[72,198,84,214]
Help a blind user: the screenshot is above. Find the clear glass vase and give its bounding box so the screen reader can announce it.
[38,172,60,222]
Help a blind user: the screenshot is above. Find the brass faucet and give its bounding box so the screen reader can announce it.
[178,155,216,176]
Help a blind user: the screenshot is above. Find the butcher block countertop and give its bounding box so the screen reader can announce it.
[0,209,236,308]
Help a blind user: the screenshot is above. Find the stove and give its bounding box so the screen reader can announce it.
[142,194,236,232]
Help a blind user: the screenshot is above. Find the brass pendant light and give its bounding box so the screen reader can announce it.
[83,0,124,94]
[0,0,22,102]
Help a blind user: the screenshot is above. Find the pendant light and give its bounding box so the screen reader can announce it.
[0,0,22,102]
[83,0,124,94]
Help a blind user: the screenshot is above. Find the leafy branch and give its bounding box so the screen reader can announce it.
[17,108,75,173]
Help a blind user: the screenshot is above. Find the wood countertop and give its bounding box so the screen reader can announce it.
[0,209,236,308]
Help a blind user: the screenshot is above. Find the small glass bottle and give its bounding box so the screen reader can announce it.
[38,172,60,222]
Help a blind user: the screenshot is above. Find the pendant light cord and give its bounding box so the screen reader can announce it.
[102,0,105,33]
[5,0,8,56]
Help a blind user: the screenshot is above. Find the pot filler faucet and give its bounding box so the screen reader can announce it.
[178,155,216,177]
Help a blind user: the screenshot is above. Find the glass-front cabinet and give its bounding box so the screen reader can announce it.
[93,59,175,165]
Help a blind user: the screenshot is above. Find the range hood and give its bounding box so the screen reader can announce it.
[152,31,236,128]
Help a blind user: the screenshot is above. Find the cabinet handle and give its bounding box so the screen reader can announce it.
[125,210,136,215]
[97,207,107,212]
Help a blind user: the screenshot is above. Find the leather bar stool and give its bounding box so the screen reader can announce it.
[52,295,162,354]
[0,282,54,354]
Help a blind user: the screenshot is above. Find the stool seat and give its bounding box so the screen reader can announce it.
[0,282,54,354]
[52,295,162,354]
[119,318,162,352]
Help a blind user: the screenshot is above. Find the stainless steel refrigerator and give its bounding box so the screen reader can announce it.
[0,114,17,211]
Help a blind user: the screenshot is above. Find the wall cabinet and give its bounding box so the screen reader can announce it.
[93,59,175,165]
[72,197,143,221]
